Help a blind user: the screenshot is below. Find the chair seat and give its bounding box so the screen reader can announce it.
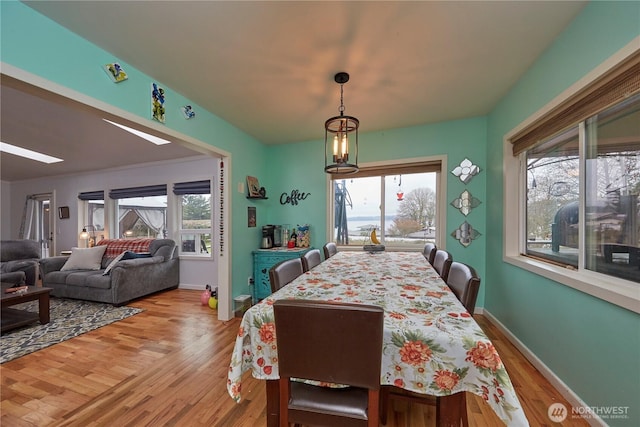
[289,382,369,420]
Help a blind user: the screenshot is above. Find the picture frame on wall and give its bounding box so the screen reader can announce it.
[58,206,70,219]
[246,176,261,197]
[248,206,256,227]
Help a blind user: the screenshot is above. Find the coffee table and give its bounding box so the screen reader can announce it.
[1,284,52,333]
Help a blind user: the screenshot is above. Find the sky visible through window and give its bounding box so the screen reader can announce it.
[338,173,436,217]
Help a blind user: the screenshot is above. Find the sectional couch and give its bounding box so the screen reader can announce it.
[40,238,179,306]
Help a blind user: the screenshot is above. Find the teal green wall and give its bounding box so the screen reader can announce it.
[266,117,489,305]
[486,1,640,424]
[0,0,265,298]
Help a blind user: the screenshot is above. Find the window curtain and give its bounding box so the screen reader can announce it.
[134,208,166,237]
[118,207,166,238]
[19,195,37,240]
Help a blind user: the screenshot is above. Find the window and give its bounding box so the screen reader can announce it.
[525,95,639,283]
[109,185,168,239]
[505,48,640,312]
[174,180,212,257]
[78,190,105,241]
[329,158,444,250]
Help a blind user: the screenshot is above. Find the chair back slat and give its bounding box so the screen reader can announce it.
[447,261,481,314]
[432,249,453,282]
[268,258,304,293]
[422,243,437,264]
[274,299,384,389]
[323,242,338,259]
[301,249,322,272]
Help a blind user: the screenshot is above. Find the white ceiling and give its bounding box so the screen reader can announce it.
[2,1,586,182]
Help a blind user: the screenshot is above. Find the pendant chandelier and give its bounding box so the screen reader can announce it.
[324,72,359,174]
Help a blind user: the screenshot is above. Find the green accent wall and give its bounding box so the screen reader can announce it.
[266,117,489,305]
[486,1,640,425]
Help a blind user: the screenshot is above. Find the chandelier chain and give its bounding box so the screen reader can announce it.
[339,83,345,115]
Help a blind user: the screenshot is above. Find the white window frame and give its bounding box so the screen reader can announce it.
[503,40,640,314]
[326,156,448,251]
[176,191,214,259]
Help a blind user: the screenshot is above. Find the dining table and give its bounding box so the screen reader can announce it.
[227,251,529,426]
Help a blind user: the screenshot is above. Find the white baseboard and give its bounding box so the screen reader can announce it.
[482,309,606,427]
[178,283,205,291]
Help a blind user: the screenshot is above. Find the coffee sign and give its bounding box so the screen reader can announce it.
[280,189,310,206]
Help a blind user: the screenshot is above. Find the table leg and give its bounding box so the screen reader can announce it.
[266,379,279,427]
[38,292,50,325]
[437,392,468,427]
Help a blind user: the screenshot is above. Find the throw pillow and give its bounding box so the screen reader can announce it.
[102,251,128,275]
[61,245,108,271]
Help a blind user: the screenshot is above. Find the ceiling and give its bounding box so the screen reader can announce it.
[2,1,586,182]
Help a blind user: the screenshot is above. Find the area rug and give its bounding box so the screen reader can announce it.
[1,298,143,364]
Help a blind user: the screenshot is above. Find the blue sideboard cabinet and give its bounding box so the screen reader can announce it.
[252,248,311,301]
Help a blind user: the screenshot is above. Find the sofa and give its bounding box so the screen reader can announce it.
[1,239,41,286]
[40,238,179,306]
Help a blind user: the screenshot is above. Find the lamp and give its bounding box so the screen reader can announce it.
[80,225,96,247]
[324,72,359,174]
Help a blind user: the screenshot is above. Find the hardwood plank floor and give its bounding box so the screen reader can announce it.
[1,289,588,426]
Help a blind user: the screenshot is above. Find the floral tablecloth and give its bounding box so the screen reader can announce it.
[227,251,529,426]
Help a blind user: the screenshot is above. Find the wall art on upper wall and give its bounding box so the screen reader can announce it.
[451,221,481,247]
[248,206,256,227]
[181,105,196,119]
[451,190,481,216]
[151,82,166,123]
[451,158,481,184]
[246,176,261,197]
[103,62,128,83]
[58,206,70,219]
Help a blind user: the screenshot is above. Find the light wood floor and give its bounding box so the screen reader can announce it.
[1,289,588,426]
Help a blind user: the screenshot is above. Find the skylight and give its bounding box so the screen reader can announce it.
[103,119,171,145]
[0,142,63,163]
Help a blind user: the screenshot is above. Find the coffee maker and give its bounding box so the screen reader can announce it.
[261,225,275,249]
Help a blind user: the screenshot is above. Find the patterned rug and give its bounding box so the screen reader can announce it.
[1,298,143,364]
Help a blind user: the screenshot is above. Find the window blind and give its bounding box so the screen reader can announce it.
[339,160,441,179]
[510,50,640,156]
[109,184,167,199]
[78,190,105,201]
[173,180,211,195]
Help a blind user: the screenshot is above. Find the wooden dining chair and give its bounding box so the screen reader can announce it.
[268,258,304,293]
[422,242,437,264]
[273,299,384,427]
[301,249,322,272]
[446,261,481,315]
[432,249,453,282]
[322,242,338,259]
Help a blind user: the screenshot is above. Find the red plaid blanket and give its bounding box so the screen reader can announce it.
[97,238,154,258]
